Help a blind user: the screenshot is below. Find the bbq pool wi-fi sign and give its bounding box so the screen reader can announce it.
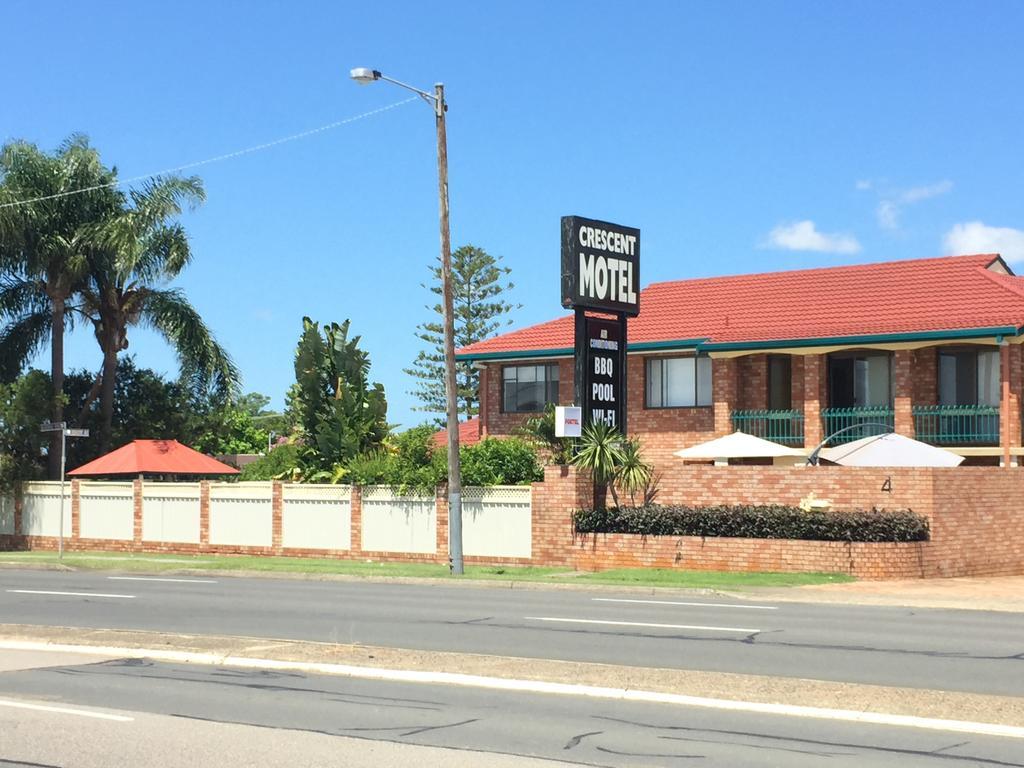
[584,316,623,429]
[561,215,639,434]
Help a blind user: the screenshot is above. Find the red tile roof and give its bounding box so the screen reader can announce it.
[68,439,240,477]
[458,254,1024,358]
[433,417,482,448]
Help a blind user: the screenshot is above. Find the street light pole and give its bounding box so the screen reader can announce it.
[350,68,464,574]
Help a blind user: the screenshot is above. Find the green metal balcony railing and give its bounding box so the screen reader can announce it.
[821,406,895,444]
[731,409,805,445]
[913,405,999,445]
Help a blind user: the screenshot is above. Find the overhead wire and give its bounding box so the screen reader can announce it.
[0,96,420,210]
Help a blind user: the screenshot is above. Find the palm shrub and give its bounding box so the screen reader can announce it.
[613,438,655,507]
[571,421,625,510]
[515,403,573,465]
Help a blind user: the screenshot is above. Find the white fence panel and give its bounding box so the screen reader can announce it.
[282,484,351,550]
[462,486,532,558]
[142,483,201,544]
[0,494,14,535]
[208,483,273,547]
[20,482,70,537]
[361,487,436,554]
[79,482,134,541]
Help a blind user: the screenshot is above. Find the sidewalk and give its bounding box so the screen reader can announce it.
[743,575,1024,613]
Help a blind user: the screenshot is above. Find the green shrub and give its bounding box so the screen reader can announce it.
[459,437,543,486]
[239,443,302,481]
[573,504,929,543]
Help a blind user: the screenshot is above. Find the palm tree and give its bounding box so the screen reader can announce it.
[0,136,121,477]
[79,175,240,450]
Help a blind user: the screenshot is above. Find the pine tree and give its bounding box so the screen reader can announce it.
[405,245,518,423]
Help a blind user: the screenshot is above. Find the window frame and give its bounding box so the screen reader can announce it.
[937,346,1001,407]
[644,354,713,410]
[500,362,561,414]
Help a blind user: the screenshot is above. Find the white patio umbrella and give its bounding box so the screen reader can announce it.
[673,431,806,461]
[818,432,964,467]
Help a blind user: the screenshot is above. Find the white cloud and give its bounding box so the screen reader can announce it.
[943,221,1024,262]
[855,179,872,191]
[763,220,861,254]
[877,180,954,230]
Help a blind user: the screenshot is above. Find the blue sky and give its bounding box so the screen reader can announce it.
[4,1,1023,428]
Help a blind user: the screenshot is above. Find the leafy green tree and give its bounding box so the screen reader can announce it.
[0,136,122,477]
[78,175,238,452]
[293,317,388,473]
[190,404,269,456]
[404,245,518,423]
[0,370,51,488]
[238,442,302,481]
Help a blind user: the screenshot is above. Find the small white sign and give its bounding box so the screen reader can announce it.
[555,406,583,438]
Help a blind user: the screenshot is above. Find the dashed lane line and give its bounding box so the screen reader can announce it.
[524,616,759,633]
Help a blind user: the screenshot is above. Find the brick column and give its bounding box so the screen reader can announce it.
[199,480,210,548]
[1000,344,1021,466]
[894,349,914,438]
[803,354,825,448]
[271,481,283,554]
[349,485,362,556]
[479,366,489,438]
[712,357,737,436]
[435,485,449,564]
[1009,344,1022,450]
[70,479,81,541]
[132,478,143,550]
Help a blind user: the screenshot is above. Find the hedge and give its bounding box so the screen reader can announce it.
[573,504,930,543]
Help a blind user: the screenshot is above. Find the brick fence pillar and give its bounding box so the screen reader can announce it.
[803,354,825,448]
[712,357,737,436]
[132,478,143,550]
[199,480,210,549]
[436,485,449,565]
[349,485,362,556]
[894,349,914,438]
[271,481,283,554]
[1009,344,1022,452]
[71,479,81,541]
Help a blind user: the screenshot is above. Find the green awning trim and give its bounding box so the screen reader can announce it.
[457,326,1024,362]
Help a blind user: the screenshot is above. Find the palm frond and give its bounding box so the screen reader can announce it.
[0,308,51,381]
[139,288,240,397]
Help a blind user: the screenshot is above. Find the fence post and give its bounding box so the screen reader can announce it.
[349,485,362,557]
[436,484,449,565]
[271,481,283,555]
[199,481,210,550]
[133,478,143,551]
[71,479,81,545]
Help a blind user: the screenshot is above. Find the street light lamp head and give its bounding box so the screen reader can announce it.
[350,67,381,85]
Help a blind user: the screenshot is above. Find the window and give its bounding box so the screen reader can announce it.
[828,352,892,408]
[939,348,1000,406]
[767,355,792,410]
[646,356,712,408]
[502,363,560,412]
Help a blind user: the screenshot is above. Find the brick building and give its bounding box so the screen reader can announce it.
[456,253,1024,467]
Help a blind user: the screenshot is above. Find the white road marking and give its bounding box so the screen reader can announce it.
[5,590,135,599]
[592,598,778,610]
[107,576,217,584]
[2,640,1021,740]
[524,616,759,633]
[0,697,133,722]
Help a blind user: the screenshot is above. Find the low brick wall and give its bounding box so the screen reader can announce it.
[551,465,1024,579]
[571,533,927,580]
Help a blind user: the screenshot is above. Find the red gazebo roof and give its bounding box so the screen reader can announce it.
[68,439,240,477]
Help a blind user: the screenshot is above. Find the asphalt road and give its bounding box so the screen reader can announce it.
[2,569,1023,697]
[1,651,1021,768]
